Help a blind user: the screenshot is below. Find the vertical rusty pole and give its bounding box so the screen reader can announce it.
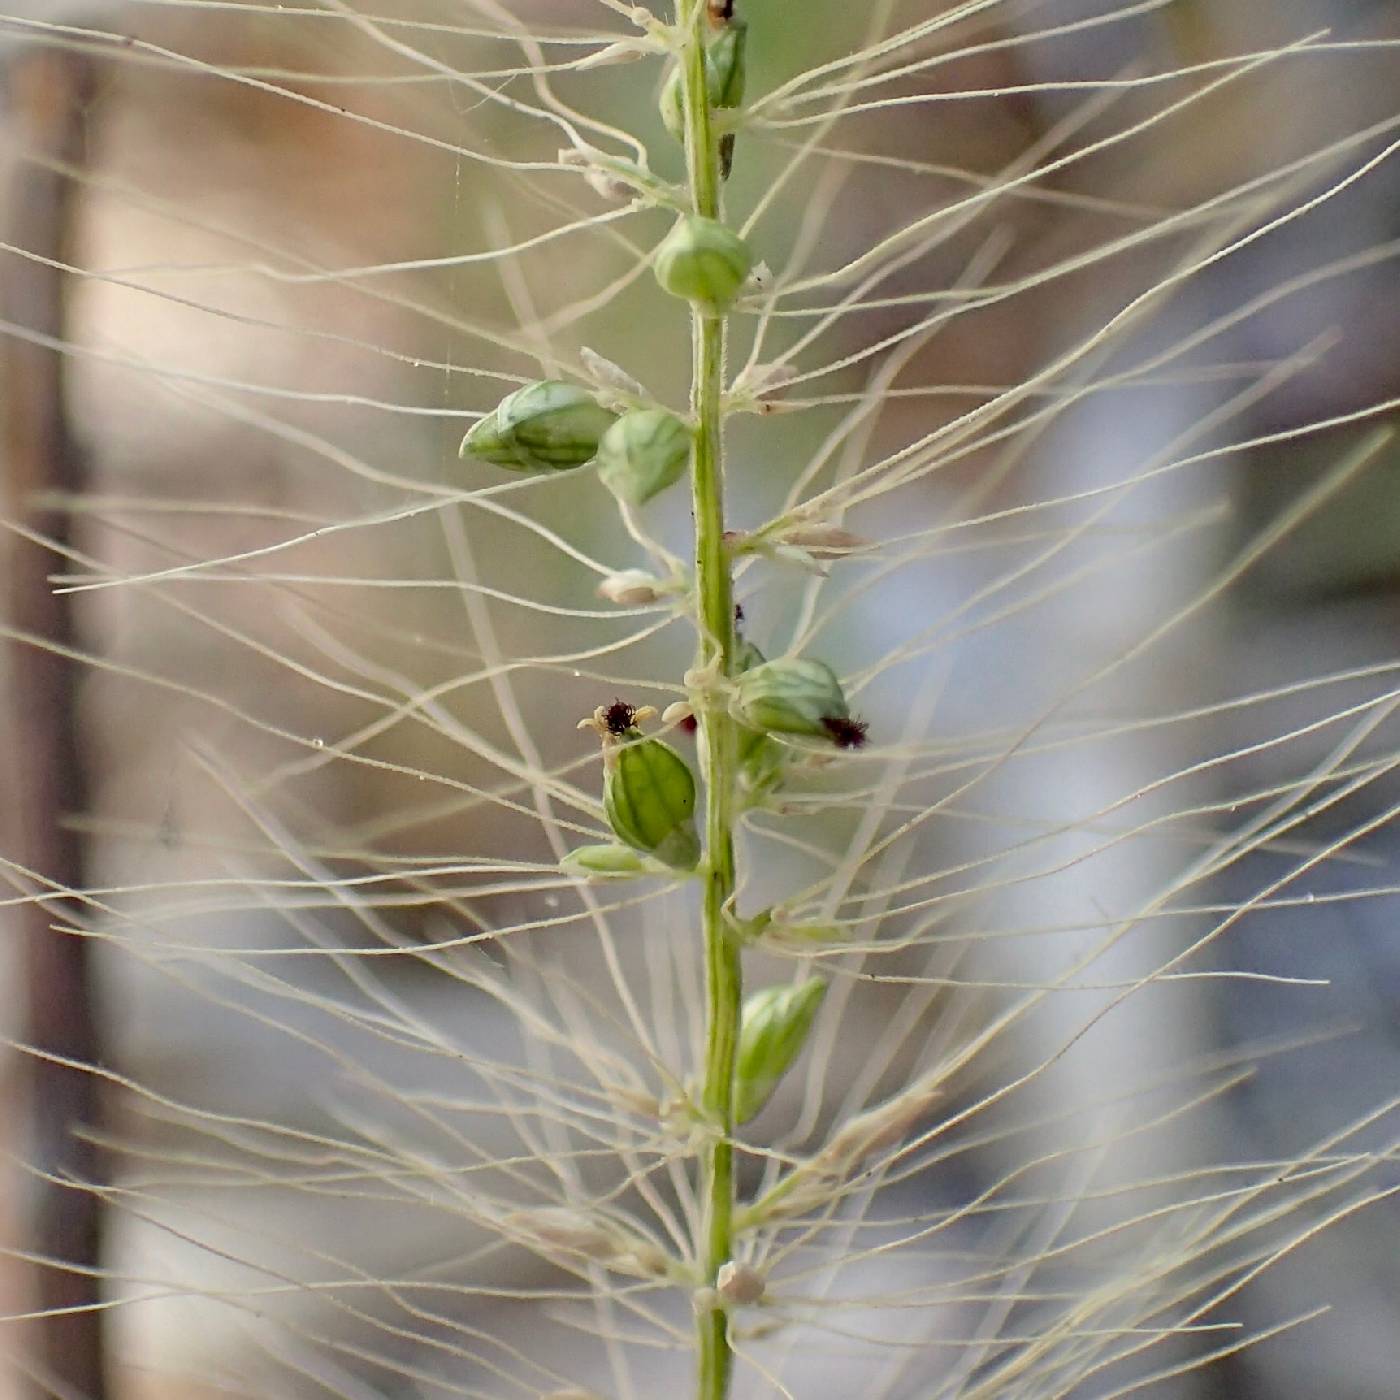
[1,49,107,1400]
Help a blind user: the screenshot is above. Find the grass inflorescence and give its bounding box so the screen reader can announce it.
[2,3,1399,1399]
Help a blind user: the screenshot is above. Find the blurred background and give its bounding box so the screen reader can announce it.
[1,2,1398,1397]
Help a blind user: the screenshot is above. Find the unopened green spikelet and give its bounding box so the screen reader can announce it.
[605,736,699,870]
[654,215,752,314]
[460,379,616,472]
[735,980,828,1123]
[733,657,848,738]
[597,408,692,505]
[581,703,700,871]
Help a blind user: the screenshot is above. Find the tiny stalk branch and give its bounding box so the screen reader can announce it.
[678,2,741,1397]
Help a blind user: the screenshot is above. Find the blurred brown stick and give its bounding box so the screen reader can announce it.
[1,48,107,1400]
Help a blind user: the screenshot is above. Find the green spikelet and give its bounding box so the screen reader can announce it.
[596,409,692,505]
[460,380,616,473]
[654,216,753,314]
[603,733,700,871]
[734,980,828,1123]
[732,658,848,739]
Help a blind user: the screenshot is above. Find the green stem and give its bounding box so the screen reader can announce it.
[678,5,740,1398]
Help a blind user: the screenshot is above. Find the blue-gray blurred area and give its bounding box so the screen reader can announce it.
[1,2,1398,1398]
[1009,6,1400,1398]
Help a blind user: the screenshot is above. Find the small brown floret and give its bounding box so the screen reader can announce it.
[604,699,639,736]
[821,715,870,749]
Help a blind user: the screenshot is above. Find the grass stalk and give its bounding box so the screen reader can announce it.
[677,3,741,1396]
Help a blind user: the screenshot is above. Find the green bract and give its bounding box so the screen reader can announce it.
[604,733,700,870]
[654,216,752,314]
[597,409,692,505]
[732,657,849,739]
[459,380,616,473]
[560,843,651,879]
[734,980,827,1123]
